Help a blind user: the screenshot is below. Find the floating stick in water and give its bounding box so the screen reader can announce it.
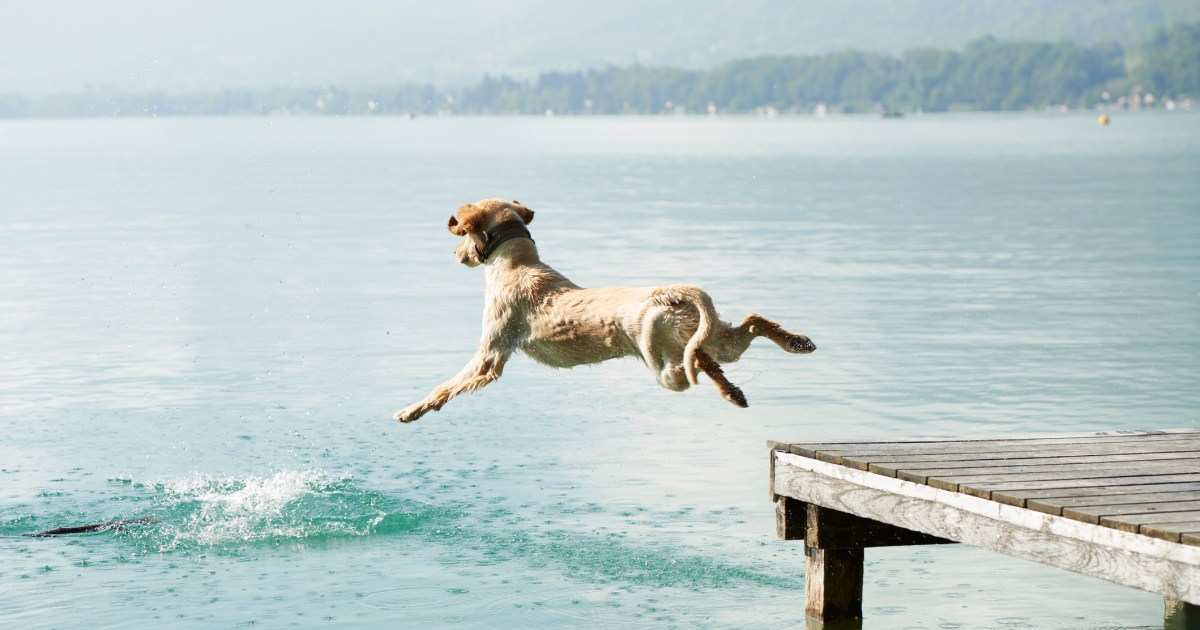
[5,517,159,537]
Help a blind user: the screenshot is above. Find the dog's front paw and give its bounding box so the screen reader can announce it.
[393,404,426,423]
[787,335,817,354]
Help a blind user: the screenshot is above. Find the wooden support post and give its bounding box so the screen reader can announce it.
[804,504,865,623]
[805,545,864,623]
[779,498,951,625]
[776,496,806,540]
[1165,598,1200,630]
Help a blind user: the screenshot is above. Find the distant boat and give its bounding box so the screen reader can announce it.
[881,111,905,119]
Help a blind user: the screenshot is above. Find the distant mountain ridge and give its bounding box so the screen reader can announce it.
[2,0,1199,95]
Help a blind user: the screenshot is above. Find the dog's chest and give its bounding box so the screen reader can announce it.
[520,313,636,368]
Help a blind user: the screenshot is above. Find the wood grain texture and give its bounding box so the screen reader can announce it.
[805,544,864,622]
[775,432,1200,540]
[777,496,806,541]
[1102,511,1200,532]
[802,504,953,550]
[1062,501,1200,526]
[1027,490,1200,515]
[993,479,1200,508]
[767,429,1199,454]
[1164,598,1200,630]
[773,451,1200,604]
[779,431,1200,463]
[1143,522,1200,544]
[964,474,1200,501]
[898,459,1200,482]
[860,450,1200,477]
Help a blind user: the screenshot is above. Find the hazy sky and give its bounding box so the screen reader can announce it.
[2,0,1195,95]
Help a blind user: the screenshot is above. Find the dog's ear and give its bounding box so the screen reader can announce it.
[511,200,534,225]
[449,204,484,236]
[448,215,465,236]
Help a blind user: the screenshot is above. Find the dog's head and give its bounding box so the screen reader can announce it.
[448,198,534,267]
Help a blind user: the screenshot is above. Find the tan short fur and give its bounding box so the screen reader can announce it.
[394,198,815,423]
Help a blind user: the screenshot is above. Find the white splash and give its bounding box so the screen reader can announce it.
[151,469,358,549]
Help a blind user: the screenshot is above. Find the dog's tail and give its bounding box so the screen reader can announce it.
[679,286,719,386]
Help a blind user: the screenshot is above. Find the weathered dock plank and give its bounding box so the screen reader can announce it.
[899,457,1200,478]
[770,429,1200,627]
[1145,523,1200,545]
[1019,482,1200,504]
[772,432,1200,464]
[1028,490,1200,516]
[970,474,1200,503]
[857,450,1200,476]
[1063,501,1200,526]
[904,461,1200,490]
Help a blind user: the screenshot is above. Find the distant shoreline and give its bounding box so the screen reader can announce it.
[2,109,1197,124]
[3,22,1198,121]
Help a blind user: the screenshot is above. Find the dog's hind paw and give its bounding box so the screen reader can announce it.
[787,335,817,354]
[722,386,749,408]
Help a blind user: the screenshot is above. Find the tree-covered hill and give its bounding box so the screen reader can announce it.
[2,22,1197,117]
[4,0,1198,95]
[1130,21,1200,97]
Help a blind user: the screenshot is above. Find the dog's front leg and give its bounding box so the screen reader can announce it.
[394,348,511,423]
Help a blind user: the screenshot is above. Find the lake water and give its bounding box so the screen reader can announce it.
[1,112,1198,628]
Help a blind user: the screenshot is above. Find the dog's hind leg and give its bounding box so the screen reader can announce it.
[642,349,691,393]
[710,313,815,362]
[637,311,692,392]
[693,350,748,408]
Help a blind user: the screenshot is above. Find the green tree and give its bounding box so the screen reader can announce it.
[1130,21,1200,96]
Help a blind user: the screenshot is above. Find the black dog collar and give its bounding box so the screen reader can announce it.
[480,220,534,262]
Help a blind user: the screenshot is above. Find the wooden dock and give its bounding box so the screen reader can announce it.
[769,429,1200,628]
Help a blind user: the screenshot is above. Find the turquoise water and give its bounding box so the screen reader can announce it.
[1,113,1198,628]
